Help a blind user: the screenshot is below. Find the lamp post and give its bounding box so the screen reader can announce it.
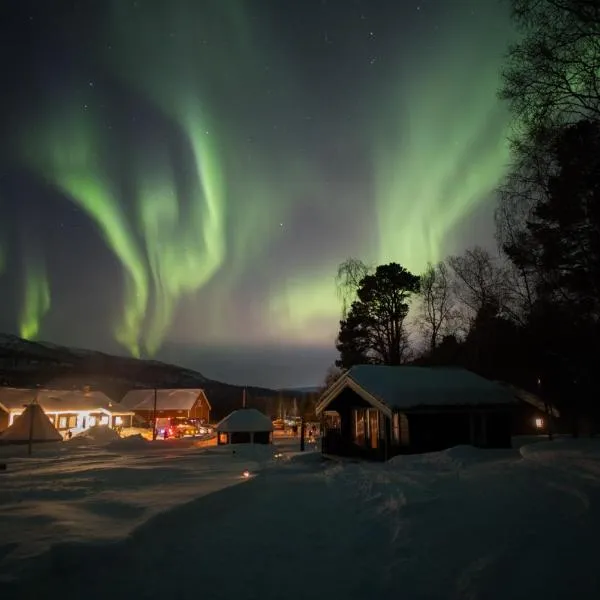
[152,387,158,441]
[538,376,553,441]
[27,391,39,457]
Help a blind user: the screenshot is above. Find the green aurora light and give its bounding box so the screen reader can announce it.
[22,110,150,355]
[19,260,51,340]
[373,28,511,272]
[16,1,515,355]
[267,14,513,344]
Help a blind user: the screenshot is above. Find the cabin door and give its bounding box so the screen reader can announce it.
[368,409,379,449]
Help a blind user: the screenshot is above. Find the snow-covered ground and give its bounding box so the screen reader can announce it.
[0,432,277,582]
[2,436,600,599]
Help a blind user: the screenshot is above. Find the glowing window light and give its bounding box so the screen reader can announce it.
[535,417,544,429]
[242,470,250,478]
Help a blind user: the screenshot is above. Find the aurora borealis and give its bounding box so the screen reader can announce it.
[1,0,514,387]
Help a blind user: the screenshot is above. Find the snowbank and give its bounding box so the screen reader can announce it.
[520,436,600,460]
[105,434,148,451]
[0,438,283,583]
[66,425,121,446]
[388,444,518,472]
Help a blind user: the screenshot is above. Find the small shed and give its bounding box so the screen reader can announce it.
[216,408,273,445]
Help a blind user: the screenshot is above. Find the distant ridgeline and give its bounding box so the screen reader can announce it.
[0,333,311,421]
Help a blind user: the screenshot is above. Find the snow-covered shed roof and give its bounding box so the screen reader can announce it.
[0,388,133,416]
[216,408,273,433]
[120,389,210,412]
[316,365,517,417]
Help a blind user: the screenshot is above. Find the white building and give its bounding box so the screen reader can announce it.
[0,388,134,437]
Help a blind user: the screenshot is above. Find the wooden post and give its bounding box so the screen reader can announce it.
[480,413,488,447]
[27,393,38,457]
[152,388,158,441]
[469,411,476,446]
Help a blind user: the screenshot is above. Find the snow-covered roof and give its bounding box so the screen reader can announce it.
[0,388,133,415]
[216,408,273,433]
[499,383,560,418]
[120,389,210,412]
[316,365,517,417]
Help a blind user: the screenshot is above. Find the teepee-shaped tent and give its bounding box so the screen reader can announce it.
[0,402,62,444]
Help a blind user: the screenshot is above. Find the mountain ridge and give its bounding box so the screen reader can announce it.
[0,333,299,419]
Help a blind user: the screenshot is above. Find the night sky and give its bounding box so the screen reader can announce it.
[0,0,514,388]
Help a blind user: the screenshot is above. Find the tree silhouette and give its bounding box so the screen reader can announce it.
[417,261,456,352]
[505,120,600,319]
[335,258,371,318]
[336,263,420,368]
[500,0,600,132]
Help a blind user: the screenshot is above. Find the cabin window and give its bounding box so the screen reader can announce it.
[58,416,67,429]
[353,409,365,445]
[68,416,77,429]
[367,409,379,449]
[392,413,400,443]
[89,416,97,427]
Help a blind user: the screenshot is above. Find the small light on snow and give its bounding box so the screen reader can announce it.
[243,470,250,478]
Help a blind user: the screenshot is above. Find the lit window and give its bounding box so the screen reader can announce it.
[115,416,123,426]
[89,416,97,427]
[535,417,544,429]
[100,416,109,425]
[392,413,400,443]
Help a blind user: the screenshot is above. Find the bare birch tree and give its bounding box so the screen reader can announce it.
[418,261,456,352]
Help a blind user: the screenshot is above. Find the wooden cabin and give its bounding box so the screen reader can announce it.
[120,388,211,424]
[316,365,520,460]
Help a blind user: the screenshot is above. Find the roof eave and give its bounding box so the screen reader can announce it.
[315,373,392,419]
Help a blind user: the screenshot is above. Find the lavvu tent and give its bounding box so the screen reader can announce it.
[0,402,63,444]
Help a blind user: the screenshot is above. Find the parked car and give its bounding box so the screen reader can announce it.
[169,418,199,438]
[154,417,199,439]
